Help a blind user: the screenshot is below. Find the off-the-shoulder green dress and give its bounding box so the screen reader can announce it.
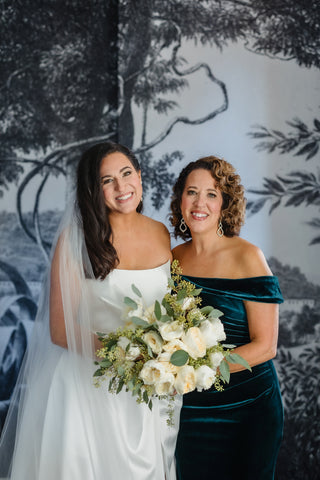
[175,276,284,480]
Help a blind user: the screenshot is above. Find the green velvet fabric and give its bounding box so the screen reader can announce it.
[175,276,284,480]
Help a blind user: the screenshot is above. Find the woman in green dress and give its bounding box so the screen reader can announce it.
[171,156,283,480]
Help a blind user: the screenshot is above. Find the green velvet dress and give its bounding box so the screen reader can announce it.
[175,276,284,480]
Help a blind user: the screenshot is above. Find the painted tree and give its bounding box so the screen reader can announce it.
[1,0,320,256]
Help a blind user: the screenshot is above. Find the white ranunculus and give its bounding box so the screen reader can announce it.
[208,317,226,342]
[117,336,141,361]
[139,360,166,385]
[182,327,206,359]
[209,351,225,369]
[195,365,216,392]
[175,365,196,394]
[157,351,180,374]
[158,321,184,341]
[143,331,163,354]
[154,372,175,395]
[181,296,195,311]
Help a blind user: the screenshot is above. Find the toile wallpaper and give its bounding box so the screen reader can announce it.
[0,1,319,478]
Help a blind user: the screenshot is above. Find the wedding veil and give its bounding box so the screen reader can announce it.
[0,195,101,476]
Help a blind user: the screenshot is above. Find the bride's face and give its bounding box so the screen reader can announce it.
[100,152,142,214]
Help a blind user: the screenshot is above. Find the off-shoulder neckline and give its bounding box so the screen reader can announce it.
[182,274,276,281]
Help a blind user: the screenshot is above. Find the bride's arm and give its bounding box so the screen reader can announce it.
[50,238,68,348]
[49,236,103,354]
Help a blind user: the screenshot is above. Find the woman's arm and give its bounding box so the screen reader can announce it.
[227,242,279,372]
[227,301,279,372]
[49,239,68,348]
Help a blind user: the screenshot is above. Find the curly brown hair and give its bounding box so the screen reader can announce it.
[170,156,246,239]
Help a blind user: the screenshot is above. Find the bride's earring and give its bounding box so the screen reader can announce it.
[179,217,187,233]
[217,219,224,237]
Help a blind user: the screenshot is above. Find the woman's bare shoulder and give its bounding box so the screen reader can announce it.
[233,238,272,277]
[172,241,190,260]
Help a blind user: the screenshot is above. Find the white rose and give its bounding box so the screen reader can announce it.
[162,339,187,354]
[208,317,226,342]
[154,372,175,395]
[143,331,163,354]
[157,351,180,374]
[139,360,166,385]
[158,321,184,341]
[195,365,216,392]
[182,327,206,359]
[199,319,223,348]
[175,365,196,394]
[117,336,141,361]
[209,351,225,368]
[181,296,195,311]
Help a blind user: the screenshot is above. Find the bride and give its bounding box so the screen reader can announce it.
[0,142,182,479]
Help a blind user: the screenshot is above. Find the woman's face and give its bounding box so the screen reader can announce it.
[180,168,223,236]
[100,152,142,214]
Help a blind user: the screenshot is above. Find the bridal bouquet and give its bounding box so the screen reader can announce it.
[93,260,250,425]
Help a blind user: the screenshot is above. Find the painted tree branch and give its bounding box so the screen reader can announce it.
[135,22,228,154]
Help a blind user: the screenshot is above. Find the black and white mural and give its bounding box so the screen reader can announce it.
[1,1,319,478]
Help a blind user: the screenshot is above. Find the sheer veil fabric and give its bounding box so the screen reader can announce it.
[0,198,181,479]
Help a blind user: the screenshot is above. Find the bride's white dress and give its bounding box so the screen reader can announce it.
[10,260,181,480]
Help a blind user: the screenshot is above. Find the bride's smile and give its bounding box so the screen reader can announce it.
[100,152,142,214]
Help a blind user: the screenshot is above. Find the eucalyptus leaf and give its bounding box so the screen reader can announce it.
[226,353,252,371]
[93,369,104,377]
[200,306,214,315]
[219,359,230,383]
[116,379,124,394]
[99,359,112,368]
[131,284,142,298]
[105,338,118,350]
[108,377,115,391]
[124,297,138,309]
[190,287,202,296]
[162,298,174,316]
[221,344,236,349]
[148,399,153,410]
[117,365,125,376]
[208,308,224,318]
[177,288,187,301]
[147,345,153,357]
[133,383,141,396]
[168,277,175,288]
[143,390,149,404]
[127,378,135,390]
[170,349,189,366]
[159,314,172,323]
[131,316,150,328]
[154,300,162,320]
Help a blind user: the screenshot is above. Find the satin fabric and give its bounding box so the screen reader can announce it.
[175,276,284,480]
[8,260,182,480]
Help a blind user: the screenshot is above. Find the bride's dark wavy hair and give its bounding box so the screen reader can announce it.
[77,142,142,279]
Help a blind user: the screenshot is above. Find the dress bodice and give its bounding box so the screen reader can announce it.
[182,275,283,347]
[86,260,171,333]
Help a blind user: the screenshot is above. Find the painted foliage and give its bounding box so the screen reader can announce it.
[0,1,319,477]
